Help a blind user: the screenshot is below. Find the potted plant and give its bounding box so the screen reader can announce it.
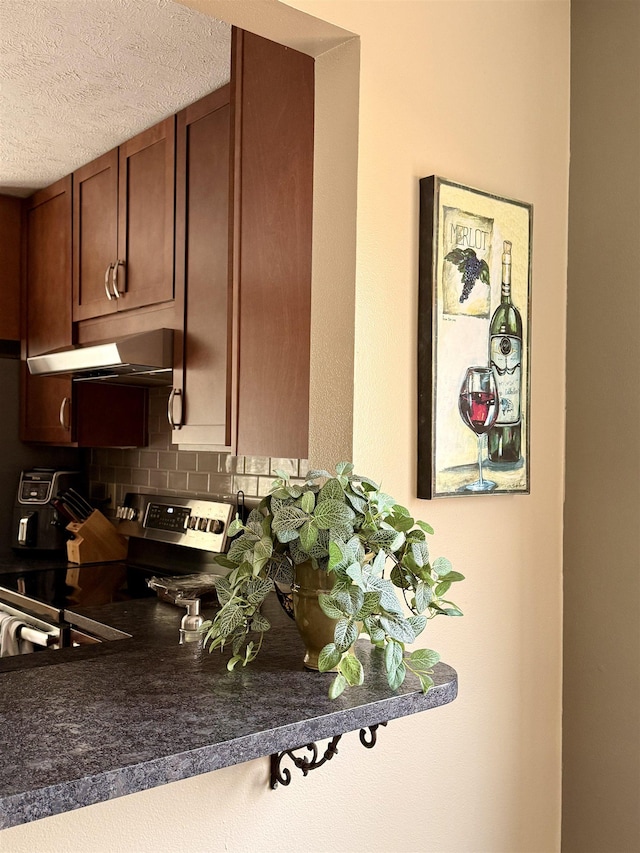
[202,463,463,699]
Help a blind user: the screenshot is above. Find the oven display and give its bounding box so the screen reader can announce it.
[144,503,191,532]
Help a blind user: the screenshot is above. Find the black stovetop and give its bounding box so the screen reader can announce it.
[0,560,145,610]
[0,538,223,611]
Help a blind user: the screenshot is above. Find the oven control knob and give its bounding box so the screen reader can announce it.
[187,515,198,530]
[116,506,137,521]
[197,517,209,531]
[207,519,225,535]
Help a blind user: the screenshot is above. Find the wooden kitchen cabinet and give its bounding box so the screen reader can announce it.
[22,177,148,447]
[73,117,176,322]
[22,177,75,444]
[233,30,314,459]
[171,86,233,446]
[72,150,118,321]
[170,31,314,459]
[0,195,22,342]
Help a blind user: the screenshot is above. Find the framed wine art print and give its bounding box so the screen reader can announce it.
[417,176,533,498]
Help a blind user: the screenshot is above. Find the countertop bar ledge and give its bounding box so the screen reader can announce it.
[0,596,458,829]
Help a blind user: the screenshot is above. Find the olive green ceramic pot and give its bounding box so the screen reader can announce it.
[291,560,340,671]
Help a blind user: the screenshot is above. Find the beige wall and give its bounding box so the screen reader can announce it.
[3,2,569,851]
[562,2,640,851]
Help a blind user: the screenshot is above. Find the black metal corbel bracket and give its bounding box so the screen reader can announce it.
[269,722,388,788]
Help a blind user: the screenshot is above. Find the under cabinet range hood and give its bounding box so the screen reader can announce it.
[27,329,174,386]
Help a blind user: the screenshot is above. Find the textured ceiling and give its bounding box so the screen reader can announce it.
[0,0,231,196]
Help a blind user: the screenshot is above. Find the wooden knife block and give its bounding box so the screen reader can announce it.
[66,510,128,564]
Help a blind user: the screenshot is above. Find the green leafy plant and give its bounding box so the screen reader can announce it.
[201,462,464,698]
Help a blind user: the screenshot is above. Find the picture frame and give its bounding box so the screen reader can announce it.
[417,176,533,498]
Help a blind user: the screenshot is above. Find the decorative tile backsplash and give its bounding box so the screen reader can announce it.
[87,389,307,514]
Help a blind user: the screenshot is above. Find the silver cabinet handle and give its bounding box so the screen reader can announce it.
[111,260,125,299]
[59,397,70,430]
[104,263,114,300]
[167,387,183,430]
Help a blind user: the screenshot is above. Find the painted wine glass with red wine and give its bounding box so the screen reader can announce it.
[458,366,499,492]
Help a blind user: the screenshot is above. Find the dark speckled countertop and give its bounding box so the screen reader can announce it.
[0,593,457,830]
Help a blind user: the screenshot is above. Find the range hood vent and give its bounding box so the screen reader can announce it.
[27,329,174,387]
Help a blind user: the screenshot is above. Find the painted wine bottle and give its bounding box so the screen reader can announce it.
[488,241,522,463]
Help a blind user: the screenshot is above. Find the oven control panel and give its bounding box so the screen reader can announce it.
[115,494,235,553]
[144,504,191,532]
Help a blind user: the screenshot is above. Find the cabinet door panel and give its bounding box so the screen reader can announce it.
[73,150,118,321]
[118,117,175,312]
[21,368,73,444]
[235,31,313,459]
[0,195,22,341]
[22,178,74,444]
[173,88,232,446]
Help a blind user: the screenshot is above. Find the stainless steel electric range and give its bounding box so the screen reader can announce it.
[0,491,242,658]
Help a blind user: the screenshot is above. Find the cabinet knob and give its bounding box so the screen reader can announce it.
[116,506,138,521]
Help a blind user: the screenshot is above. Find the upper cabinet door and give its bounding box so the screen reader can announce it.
[117,116,176,312]
[0,195,22,341]
[171,87,232,447]
[25,178,73,358]
[73,149,119,321]
[234,30,314,459]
